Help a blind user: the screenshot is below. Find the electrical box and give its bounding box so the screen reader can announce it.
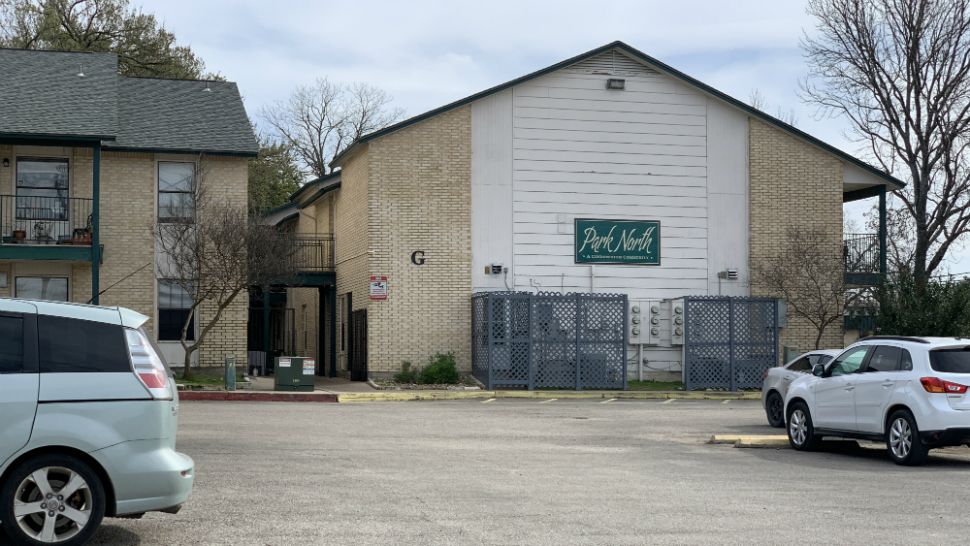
[670,300,685,345]
[274,356,316,392]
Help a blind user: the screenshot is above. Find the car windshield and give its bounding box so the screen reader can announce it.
[929,347,970,374]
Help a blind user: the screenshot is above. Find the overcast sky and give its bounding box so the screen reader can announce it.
[139,0,970,273]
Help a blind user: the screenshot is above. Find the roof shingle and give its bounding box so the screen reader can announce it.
[0,49,257,156]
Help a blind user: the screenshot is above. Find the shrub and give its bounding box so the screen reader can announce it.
[393,361,419,384]
[877,270,970,336]
[418,353,460,384]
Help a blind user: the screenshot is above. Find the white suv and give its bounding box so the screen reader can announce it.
[785,336,970,465]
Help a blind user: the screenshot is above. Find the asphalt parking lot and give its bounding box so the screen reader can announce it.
[87,398,970,545]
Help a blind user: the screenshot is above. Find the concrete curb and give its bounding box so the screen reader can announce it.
[178,391,339,403]
[708,434,790,449]
[338,390,762,403]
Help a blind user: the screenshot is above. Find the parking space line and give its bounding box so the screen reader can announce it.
[539,398,557,404]
[482,398,496,404]
[721,400,730,405]
[600,398,616,404]
[661,399,675,404]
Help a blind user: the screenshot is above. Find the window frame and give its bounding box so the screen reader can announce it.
[157,278,196,342]
[14,276,69,302]
[157,161,196,224]
[15,156,70,222]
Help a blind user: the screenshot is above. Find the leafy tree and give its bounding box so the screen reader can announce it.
[248,138,303,215]
[803,0,970,290]
[877,269,970,337]
[0,0,211,78]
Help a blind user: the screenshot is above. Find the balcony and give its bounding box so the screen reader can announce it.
[0,195,94,260]
[844,232,881,286]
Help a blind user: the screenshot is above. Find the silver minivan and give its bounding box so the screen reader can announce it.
[0,299,193,545]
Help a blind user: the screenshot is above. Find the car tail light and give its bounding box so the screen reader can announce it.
[920,377,969,394]
[126,328,173,400]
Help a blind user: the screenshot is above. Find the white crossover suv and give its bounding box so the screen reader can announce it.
[761,350,841,428]
[785,336,970,465]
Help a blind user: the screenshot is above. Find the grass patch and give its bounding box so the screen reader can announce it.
[627,380,684,391]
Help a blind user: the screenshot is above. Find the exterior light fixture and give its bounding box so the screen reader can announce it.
[1,158,8,168]
[606,78,625,90]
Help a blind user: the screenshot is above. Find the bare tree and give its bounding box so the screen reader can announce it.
[753,227,864,349]
[803,0,970,289]
[155,157,295,378]
[748,88,799,126]
[260,78,404,178]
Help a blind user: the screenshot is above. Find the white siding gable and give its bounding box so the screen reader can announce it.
[471,48,751,371]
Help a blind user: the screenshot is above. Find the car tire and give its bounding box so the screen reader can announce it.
[0,453,106,546]
[886,410,929,466]
[786,401,821,451]
[765,392,785,428]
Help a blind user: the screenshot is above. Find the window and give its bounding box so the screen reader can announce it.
[866,346,902,372]
[158,280,195,341]
[16,158,69,222]
[158,162,195,223]
[38,316,129,373]
[787,357,813,372]
[930,347,970,374]
[0,315,24,373]
[814,355,835,366]
[830,346,869,376]
[15,277,68,302]
[900,349,913,371]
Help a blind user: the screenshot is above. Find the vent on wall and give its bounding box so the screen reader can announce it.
[564,49,658,77]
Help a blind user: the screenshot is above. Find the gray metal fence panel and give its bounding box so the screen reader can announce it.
[684,297,777,391]
[472,292,627,390]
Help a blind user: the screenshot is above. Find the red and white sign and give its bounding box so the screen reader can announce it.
[369,275,388,300]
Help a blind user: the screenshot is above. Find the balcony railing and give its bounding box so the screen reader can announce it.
[844,232,879,274]
[0,195,93,246]
[292,235,334,272]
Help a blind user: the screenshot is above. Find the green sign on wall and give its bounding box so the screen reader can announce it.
[574,219,661,265]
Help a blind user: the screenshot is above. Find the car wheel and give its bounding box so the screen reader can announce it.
[0,454,105,546]
[787,401,821,451]
[765,392,785,428]
[886,410,929,466]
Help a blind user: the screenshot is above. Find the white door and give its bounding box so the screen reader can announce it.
[814,346,870,431]
[0,309,38,466]
[854,345,906,434]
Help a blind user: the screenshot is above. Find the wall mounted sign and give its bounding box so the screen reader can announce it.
[574,219,661,265]
[411,250,426,265]
[369,275,388,300]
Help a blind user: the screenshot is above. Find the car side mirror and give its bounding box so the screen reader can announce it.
[812,363,825,377]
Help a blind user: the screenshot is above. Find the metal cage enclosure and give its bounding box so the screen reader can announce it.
[472,292,628,390]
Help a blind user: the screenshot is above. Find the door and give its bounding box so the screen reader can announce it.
[0,306,38,466]
[814,346,870,431]
[854,345,906,433]
[350,309,368,381]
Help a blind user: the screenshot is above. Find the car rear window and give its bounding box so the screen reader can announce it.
[929,347,970,374]
[38,315,130,373]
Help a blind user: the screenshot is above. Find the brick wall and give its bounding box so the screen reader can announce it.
[0,145,248,366]
[365,106,473,374]
[748,119,844,354]
[196,156,250,366]
[334,149,371,374]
